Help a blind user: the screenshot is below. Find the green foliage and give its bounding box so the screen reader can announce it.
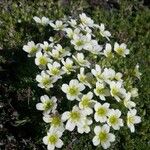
[0,0,150,149]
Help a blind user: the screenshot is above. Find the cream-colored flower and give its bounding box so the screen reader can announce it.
[133,64,142,79]
[79,13,94,27]
[94,102,110,123]
[79,92,94,115]
[98,24,111,40]
[36,71,57,90]
[50,20,67,31]
[47,62,64,80]
[109,81,126,102]
[71,34,87,50]
[107,109,124,130]
[92,124,115,149]
[123,92,136,109]
[94,82,110,100]
[43,129,63,150]
[33,16,50,25]
[43,114,65,132]
[40,41,54,52]
[62,106,86,131]
[35,51,52,69]
[91,64,103,82]
[104,43,113,58]
[36,95,57,114]
[23,41,40,57]
[114,42,129,57]
[61,79,85,101]
[77,117,92,134]
[73,53,90,68]
[127,109,141,132]
[61,58,76,74]
[130,88,139,98]
[77,67,92,88]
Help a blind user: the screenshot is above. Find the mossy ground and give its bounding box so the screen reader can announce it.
[0,0,150,149]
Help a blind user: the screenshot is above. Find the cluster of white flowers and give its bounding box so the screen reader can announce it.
[23,13,141,149]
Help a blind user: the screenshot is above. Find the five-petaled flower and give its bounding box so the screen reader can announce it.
[92,124,115,149]
[61,79,85,101]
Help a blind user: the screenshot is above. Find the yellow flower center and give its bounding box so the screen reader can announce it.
[48,134,58,144]
[109,115,118,125]
[111,88,119,96]
[66,64,72,70]
[127,116,134,124]
[51,68,60,75]
[117,47,124,55]
[45,47,51,51]
[68,86,79,96]
[51,116,61,127]
[79,75,86,82]
[99,131,108,142]
[76,40,84,46]
[39,56,47,65]
[44,101,53,110]
[97,107,107,116]
[42,78,51,86]
[31,47,37,53]
[81,97,91,108]
[96,74,103,80]
[96,87,105,95]
[70,111,80,121]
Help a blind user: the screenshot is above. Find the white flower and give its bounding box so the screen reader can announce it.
[49,49,61,60]
[127,109,141,132]
[68,19,77,27]
[33,16,50,25]
[84,40,103,54]
[23,41,40,57]
[104,43,113,58]
[115,72,123,81]
[94,102,110,123]
[43,114,65,132]
[94,82,110,100]
[35,51,52,69]
[77,67,91,88]
[77,117,92,134]
[36,71,57,90]
[55,44,70,56]
[40,41,54,52]
[61,58,75,74]
[102,68,116,83]
[50,20,66,31]
[43,129,63,150]
[91,64,103,82]
[123,92,136,109]
[79,13,94,27]
[61,79,85,101]
[133,64,142,79]
[73,53,90,68]
[130,88,138,98]
[114,42,129,57]
[79,92,94,115]
[107,109,124,130]
[65,28,80,39]
[109,81,126,102]
[99,24,111,40]
[92,124,115,149]
[49,44,70,60]
[71,34,87,50]
[79,24,92,33]
[36,95,57,114]
[62,106,86,131]
[47,62,64,80]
